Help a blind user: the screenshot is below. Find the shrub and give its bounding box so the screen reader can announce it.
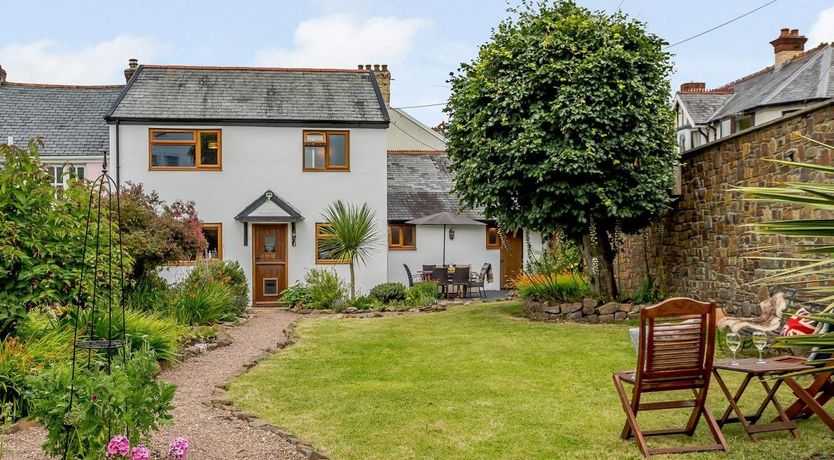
[170,281,235,326]
[304,269,346,309]
[369,282,406,304]
[515,273,590,302]
[28,349,175,459]
[280,284,312,308]
[348,296,380,310]
[405,282,439,307]
[182,260,248,316]
[118,183,206,281]
[0,141,132,338]
[125,272,171,313]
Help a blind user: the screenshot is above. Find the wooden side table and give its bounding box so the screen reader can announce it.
[712,356,812,441]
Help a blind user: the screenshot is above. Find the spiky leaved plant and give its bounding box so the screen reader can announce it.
[740,132,834,375]
[318,201,381,300]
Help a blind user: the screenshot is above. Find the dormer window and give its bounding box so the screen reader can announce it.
[303,130,349,171]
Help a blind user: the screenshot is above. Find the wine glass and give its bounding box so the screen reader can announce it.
[752,331,768,364]
[726,333,741,366]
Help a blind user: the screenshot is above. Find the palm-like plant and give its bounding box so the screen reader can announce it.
[740,132,834,375]
[318,201,381,300]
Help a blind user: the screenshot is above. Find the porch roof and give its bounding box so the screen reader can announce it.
[234,190,304,223]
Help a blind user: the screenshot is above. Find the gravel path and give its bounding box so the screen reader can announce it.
[5,309,305,460]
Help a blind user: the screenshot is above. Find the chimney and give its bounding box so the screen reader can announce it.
[770,28,807,68]
[124,58,139,82]
[679,82,706,93]
[360,64,390,105]
[0,65,6,85]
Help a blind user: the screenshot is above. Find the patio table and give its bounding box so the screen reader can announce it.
[712,356,812,441]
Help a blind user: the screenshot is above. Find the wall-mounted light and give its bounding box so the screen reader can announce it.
[291,222,297,246]
[448,228,455,240]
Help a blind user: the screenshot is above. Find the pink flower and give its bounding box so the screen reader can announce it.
[130,445,151,460]
[168,437,189,460]
[106,435,130,457]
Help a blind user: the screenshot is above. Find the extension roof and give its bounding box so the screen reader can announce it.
[107,65,389,126]
[678,44,834,124]
[387,152,485,222]
[0,82,123,156]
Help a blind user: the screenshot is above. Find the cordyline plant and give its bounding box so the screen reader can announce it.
[740,132,834,376]
[318,201,381,300]
[444,0,677,300]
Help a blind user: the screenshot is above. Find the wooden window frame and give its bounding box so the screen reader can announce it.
[148,128,222,171]
[200,223,223,261]
[302,130,350,172]
[315,223,348,264]
[388,224,416,250]
[486,225,501,249]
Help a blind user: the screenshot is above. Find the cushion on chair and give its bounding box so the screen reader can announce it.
[781,308,818,336]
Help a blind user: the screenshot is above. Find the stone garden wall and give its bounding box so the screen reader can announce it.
[616,100,834,315]
[524,298,643,322]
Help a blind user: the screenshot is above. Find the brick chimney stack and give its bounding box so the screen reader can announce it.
[680,82,706,93]
[0,65,6,85]
[358,64,390,105]
[770,28,807,68]
[124,58,139,82]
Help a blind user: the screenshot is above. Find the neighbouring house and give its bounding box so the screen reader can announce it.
[675,28,834,152]
[0,64,123,187]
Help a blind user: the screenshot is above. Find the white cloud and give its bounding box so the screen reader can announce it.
[809,6,834,46]
[254,14,431,68]
[0,35,167,85]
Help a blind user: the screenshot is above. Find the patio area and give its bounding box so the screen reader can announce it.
[228,302,834,459]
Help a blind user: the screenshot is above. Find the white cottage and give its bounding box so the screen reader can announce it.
[107,63,390,306]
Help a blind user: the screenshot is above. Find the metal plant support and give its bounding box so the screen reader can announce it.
[63,155,127,459]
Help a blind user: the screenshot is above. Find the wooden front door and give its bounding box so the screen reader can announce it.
[500,231,523,289]
[252,224,288,306]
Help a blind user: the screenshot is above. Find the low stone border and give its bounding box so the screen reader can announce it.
[210,323,330,460]
[524,298,647,323]
[292,296,515,316]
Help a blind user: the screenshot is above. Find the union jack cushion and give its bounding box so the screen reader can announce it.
[780,308,818,336]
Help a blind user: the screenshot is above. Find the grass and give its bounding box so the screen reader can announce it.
[228,302,834,459]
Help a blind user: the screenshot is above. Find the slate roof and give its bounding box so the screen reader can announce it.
[387,153,485,221]
[678,92,733,124]
[108,65,388,125]
[677,44,834,124]
[0,83,122,156]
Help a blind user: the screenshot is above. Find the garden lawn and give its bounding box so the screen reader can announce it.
[228,302,834,459]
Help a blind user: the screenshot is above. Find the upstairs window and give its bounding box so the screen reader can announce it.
[149,129,221,170]
[388,224,416,250]
[734,115,753,133]
[486,224,501,249]
[47,164,85,190]
[303,130,349,171]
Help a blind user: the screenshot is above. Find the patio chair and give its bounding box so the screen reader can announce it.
[402,264,420,287]
[469,263,491,299]
[779,321,834,431]
[451,265,470,298]
[431,266,449,298]
[612,297,728,458]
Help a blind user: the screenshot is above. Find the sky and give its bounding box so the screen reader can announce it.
[1,0,833,126]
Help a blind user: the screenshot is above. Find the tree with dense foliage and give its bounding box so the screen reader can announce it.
[0,141,132,338]
[445,1,677,299]
[319,201,381,300]
[119,183,205,282]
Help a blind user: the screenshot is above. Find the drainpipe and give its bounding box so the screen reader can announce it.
[115,121,121,188]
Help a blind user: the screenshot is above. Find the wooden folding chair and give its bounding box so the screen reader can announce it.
[781,358,834,431]
[613,297,729,458]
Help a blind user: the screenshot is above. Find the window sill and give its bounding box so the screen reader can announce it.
[303,168,351,172]
[388,246,417,251]
[149,167,223,171]
[315,260,349,265]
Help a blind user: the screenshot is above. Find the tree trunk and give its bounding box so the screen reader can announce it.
[576,231,618,301]
[349,261,356,300]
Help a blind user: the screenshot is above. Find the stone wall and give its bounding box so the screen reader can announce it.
[616,100,834,314]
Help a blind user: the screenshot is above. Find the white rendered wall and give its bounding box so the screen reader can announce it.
[113,124,389,297]
[387,226,547,291]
